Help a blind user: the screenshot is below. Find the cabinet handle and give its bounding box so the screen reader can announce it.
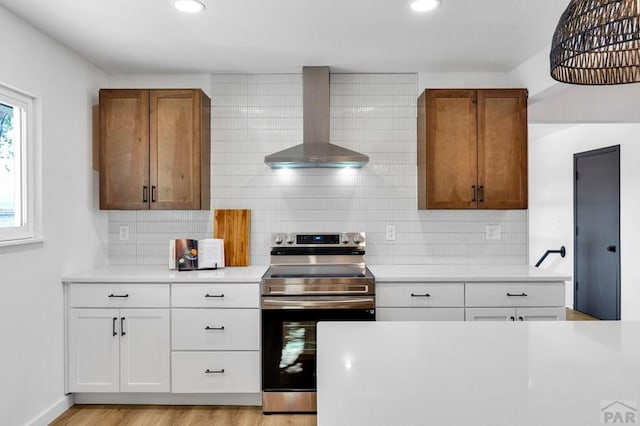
[205,293,225,298]
[509,316,516,321]
[120,317,126,336]
[108,294,129,298]
[143,186,148,203]
[471,185,477,202]
[506,293,528,297]
[410,293,431,297]
[479,185,485,202]
[151,186,157,203]
[112,317,118,337]
[205,369,225,374]
[205,326,225,331]
[518,316,524,321]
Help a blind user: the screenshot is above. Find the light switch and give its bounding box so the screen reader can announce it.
[485,224,502,241]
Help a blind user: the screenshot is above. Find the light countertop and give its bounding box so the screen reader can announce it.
[62,265,268,283]
[317,321,640,426]
[368,264,570,282]
[62,264,570,283]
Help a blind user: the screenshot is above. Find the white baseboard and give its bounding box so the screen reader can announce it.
[74,393,262,406]
[28,394,75,426]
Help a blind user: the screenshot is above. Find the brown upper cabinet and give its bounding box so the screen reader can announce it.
[99,89,211,210]
[417,89,528,210]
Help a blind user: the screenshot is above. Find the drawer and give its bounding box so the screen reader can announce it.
[171,283,259,308]
[376,283,464,307]
[377,307,465,321]
[68,283,169,308]
[465,282,565,307]
[172,309,260,350]
[171,351,260,393]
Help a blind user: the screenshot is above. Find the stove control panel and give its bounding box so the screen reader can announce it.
[271,232,365,247]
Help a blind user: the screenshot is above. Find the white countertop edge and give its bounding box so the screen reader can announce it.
[62,265,268,283]
[61,264,570,284]
[368,265,571,282]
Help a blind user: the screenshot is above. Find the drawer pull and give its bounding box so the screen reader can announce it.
[204,294,225,298]
[205,326,225,331]
[410,293,431,297]
[506,293,528,297]
[108,294,129,298]
[205,369,225,374]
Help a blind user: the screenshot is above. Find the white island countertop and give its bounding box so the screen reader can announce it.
[317,321,640,426]
[368,264,570,282]
[62,265,268,283]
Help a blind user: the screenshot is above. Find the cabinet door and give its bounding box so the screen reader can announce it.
[465,307,516,321]
[99,89,150,210]
[477,89,528,209]
[377,307,465,321]
[68,308,120,392]
[119,309,170,392]
[150,90,208,210]
[516,307,566,321]
[419,90,477,209]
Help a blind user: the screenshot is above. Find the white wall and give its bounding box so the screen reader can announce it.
[529,123,640,319]
[0,6,108,425]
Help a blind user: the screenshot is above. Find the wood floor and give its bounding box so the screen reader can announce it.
[52,309,597,426]
[566,307,598,321]
[51,405,317,426]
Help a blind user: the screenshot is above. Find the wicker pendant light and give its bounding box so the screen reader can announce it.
[550,0,640,85]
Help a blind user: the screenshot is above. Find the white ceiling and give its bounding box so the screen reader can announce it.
[0,0,570,74]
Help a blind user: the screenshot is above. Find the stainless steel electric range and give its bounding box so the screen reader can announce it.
[261,232,375,413]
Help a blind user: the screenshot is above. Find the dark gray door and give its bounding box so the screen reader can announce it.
[574,146,620,320]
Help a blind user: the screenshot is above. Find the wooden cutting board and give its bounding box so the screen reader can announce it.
[214,209,251,266]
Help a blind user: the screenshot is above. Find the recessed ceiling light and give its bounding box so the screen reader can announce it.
[410,0,441,13]
[173,0,205,14]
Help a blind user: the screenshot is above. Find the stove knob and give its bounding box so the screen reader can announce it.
[274,235,284,245]
[353,234,363,244]
[341,233,351,244]
[286,235,295,244]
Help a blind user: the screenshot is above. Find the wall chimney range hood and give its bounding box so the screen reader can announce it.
[264,67,369,169]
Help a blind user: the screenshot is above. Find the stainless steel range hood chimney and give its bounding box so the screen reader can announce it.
[264,66,369,169]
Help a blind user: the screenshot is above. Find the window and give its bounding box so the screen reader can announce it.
[0,84,40,245]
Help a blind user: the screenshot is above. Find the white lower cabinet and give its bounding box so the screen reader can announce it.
[465,307,566,321]
[171,351,260,393]
[465,281,566,321]
[170,283,260,394]
[68,308,170,392]
[377,307,465,321]
[376,283,465,321]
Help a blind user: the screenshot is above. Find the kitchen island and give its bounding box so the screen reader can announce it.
[317,321,640,426]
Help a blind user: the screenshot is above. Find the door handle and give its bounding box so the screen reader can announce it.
[120,317,126,336]
[142,186,148,203]
[607,245,617,253]
[471,185,477,202]
[112,317,118,337]
[478,185,485,203]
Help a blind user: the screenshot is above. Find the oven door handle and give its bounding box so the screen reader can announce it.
[261,296,375,310]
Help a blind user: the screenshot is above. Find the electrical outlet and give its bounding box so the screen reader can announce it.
[119,225,130,241]
[386,225,397,241]
[485,224,502,241]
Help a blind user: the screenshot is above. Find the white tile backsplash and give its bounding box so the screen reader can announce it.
[108,73,528,266]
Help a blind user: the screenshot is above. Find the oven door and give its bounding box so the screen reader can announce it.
[261,296,375,393]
